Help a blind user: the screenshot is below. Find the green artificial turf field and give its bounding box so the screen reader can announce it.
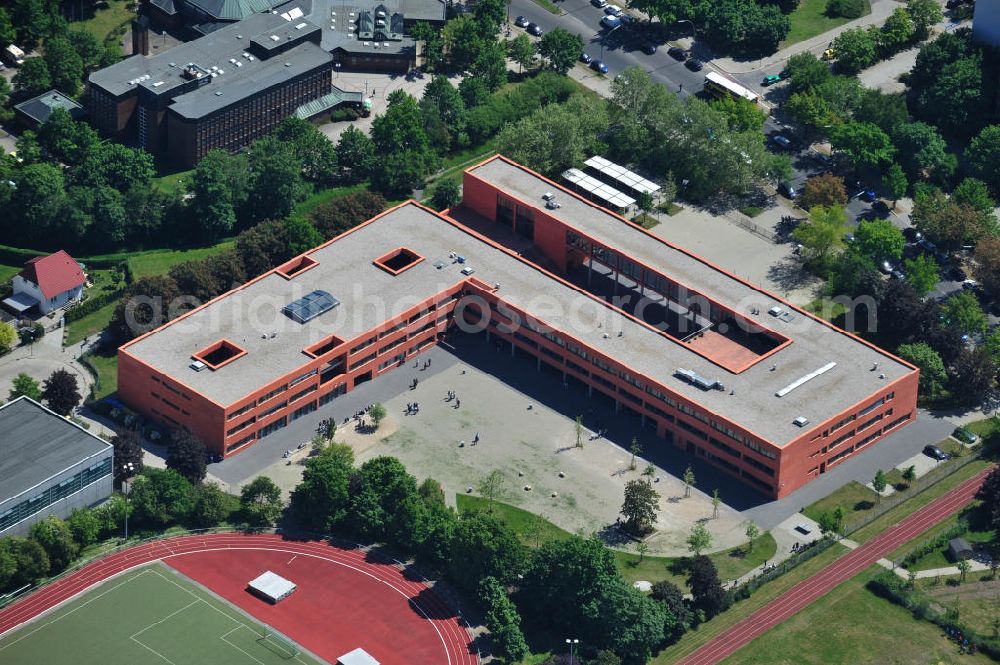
[0,564,321,665]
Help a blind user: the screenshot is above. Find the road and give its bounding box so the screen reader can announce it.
[677,465,993,665]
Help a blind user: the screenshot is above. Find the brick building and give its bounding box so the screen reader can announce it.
[117,156,919,499]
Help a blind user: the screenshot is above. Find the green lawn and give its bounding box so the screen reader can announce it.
[0,262,20,284]
[292,183,371,218]
[897,503,994,571]
[781,0,871,48]
[456,495,777,589]
[802,480,878,524]
[65,302,117,347]
[126,241,235,277]
[631,213,661,230]
[719,566,993,665]
[916,575,1000,639]
[82,349,118,401]
[152,168,194,196]
[73,0,134,41]
[0,563,322,665]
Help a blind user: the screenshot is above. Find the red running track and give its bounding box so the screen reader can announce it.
[679,466,993,665]
[0,532,478,665]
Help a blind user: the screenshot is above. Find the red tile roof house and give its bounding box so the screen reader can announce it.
[5,251,86,316]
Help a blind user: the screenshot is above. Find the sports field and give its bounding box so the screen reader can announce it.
[0,563,320,665]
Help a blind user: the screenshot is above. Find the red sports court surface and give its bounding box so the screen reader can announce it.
[0,533,477,665]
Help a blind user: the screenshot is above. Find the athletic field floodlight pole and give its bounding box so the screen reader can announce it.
[122,462,135,541]
[566,638,579,665]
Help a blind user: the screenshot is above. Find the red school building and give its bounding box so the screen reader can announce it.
[118,155,918,499]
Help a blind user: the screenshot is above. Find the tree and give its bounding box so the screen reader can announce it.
[240,476,283,527]
[903,254,939,297]
[0,321,16,355]
[915,53,984,136]
[508,33,536,73]
[709,95,767,133]
[878,8,914,56]
[191,482,232,527]
[289,444,354,532]
[902,465,917,484]
[906,0,943,40]
[9,372,41,401]
[368,402,387,428]
[951,347,996,402]
[66,28,107,72]
[478,576,529,661]
[800,173,848,209]
[9,163,66,245]
[883,164,908,207]
[478,470,505,512]
[421,75,467,151]
[650,579,690,642]
[912,189,996,251]
[745,521,761,552]
[683,465,696,498]
[817,506,846,536]
[273,116,338,184]
[629,437,642,471]
[78,142,155,192]
[41,368,80,416]
[8,536,49,586]
[793,205,848,270]
[307,189,387,239]
[711,489,721,519]
[974,237,1000,297]
[448,512,526,590]
[371,91,438,196]
[111,430,144,481]
[470,41,509,93]
[893,122,953,183]
[538,28,583,75]
[166,430,208,483]
[130,468,195,527]
[956,558,971,583]
[831,27,878,73]
[967,125,1000,195]
[941,291,988,336]
[977,466,1000,531]
[827,0,866,19]
[575,415,584,449]
[830,122,894,169]
[12,57,51,98]
[855,89,909,136]
[43,36,83,96]
[335,125,375,184]
[872,469,887,503]
[621,479,659,535]
[431,179,461,210]
[854,219,905,261]
[0,8,15,48]
[688,554,728,618]
[897,342,948,399]
[687,523,713,556]
[785,51,831,93]
[189,150,237,237]
[29,516,78,572]
[244,136,304,224]
[66,508,101,548]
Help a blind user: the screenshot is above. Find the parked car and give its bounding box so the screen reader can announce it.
[640,42,657,55]
[604,5,623,16]
[762,74,782,86]
[821,48,835,60]
[514,15,529,27]
[591,0,608,6]
[668,46,687,60]
[962,279,979,291]
[527,22,543,36]
[777,182,796,198]
[953,427,979,444]
[923,444,949,461]
[879,259,893,274]
[600,15,621,29]
[580,52,593,63]
[771,135,792,149]
[684,58,704,71]
[859,190,877,202]
[590,59,609,74]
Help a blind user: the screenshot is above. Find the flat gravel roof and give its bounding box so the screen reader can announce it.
[0,397,112,502]
[124,191,913,446]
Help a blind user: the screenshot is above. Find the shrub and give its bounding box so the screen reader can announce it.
[827,0,866,18]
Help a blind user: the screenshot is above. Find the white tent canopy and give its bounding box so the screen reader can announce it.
[338,647,380,665]
[246,571,297,603]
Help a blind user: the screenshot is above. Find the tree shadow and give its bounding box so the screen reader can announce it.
[854,500,875,511]
[596,523,634,548]
[766,257,812,292]
[409,586,460,621]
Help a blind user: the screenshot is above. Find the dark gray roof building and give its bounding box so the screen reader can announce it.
[13,90,85,128]
[0,397,113,536]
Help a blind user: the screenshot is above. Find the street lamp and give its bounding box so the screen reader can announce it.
[121,462,135,541]
[566,638,579,665]
[599,24,622,61]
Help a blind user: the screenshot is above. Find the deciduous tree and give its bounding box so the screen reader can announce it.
[43,37,83,96]
[28,516,77,571]
[508,33,536,73]
[897,342,947,398]
[854,219,905,261]
[829,122,894,169]
[538,28,584,75]
[111,430,144,481]
[9,372,41,401]
[686,523,713,555]
[688,554,727,618]
[793,205,848,270]
[800,173,848,209]
[941,290,988,336]
[41,368,80,415]
[621,479,659,535]
[166,430,208,484]
[903,253,939,297]
[831,27,878,73]
[129,468,195,527]
[240,476,284,527]
[883,163,908,206]
[290,443,354,531]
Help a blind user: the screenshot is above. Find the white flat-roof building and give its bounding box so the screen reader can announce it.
[246,571,297,603]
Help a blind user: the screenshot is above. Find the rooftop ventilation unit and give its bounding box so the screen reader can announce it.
[768,306,783,317]
[793,416,809,427]
[542,192,555,201]
[675,368,724,391]
[545,200,561,210]
[461,266,476,276]
[775,362,837,398]
[189,360,208,372]
[270,34,280,41]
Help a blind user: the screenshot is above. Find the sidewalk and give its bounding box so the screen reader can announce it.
[713,0,898,76]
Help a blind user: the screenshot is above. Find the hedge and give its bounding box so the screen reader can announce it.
[64,289,123,323]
